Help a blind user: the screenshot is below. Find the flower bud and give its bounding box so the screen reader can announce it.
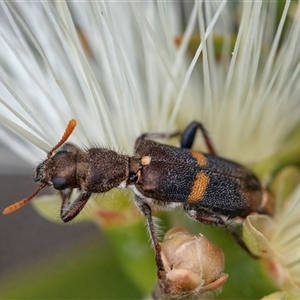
[154,227,228,299]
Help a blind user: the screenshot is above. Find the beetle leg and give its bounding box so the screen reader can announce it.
[184,205,258,258]
[134,196,165,273]
[134,121,216,155]
[134,131,180,151]
[180,121,217,155]
[60,190,91,223]
[59,188,72,215]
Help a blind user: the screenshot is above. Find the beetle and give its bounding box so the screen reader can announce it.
[4,119,273,266]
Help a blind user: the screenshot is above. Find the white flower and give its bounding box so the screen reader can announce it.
[0,2,183,162]
[0,1,299,168]
[1,1,300,298]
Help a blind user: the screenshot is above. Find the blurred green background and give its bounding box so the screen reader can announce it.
[0,173,143,299]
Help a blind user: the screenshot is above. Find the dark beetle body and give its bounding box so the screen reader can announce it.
[36,134,270,224]
[37,147,128,193]
[134,139,263,219]
[5,119,276,274]
[30,121,273,257]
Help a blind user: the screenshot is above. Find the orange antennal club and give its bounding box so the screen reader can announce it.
[3,183,47,214]
[47,119,77,158]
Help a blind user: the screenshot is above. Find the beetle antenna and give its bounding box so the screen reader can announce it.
[3,183,47,214]
[47,119,77,158]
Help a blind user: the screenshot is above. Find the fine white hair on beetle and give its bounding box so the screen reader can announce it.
[145,215,165,245]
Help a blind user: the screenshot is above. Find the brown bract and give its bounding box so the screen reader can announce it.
[154,227,228,299]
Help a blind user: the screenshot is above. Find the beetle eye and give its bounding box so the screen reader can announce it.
[52,177,68,190]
